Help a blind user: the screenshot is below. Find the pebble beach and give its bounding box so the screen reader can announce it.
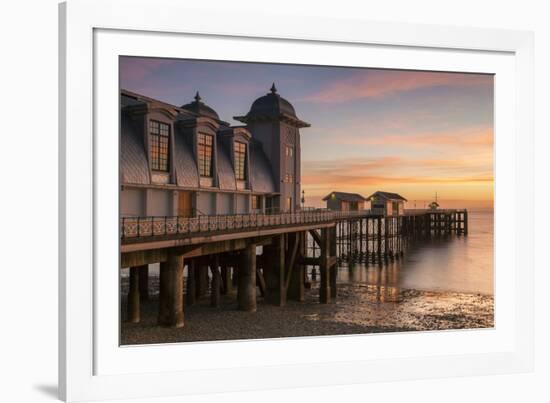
[120,278,494,345]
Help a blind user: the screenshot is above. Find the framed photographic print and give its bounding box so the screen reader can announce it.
[59,0,534,401]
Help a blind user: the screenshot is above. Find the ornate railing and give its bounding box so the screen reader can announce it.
[120,209,372,239]
[404,209,466,215]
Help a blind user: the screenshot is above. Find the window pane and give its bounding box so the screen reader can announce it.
[149,120,170,172]
[198,133,213,177]
[234,142,246,180]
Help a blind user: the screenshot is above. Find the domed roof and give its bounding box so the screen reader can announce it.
[181,92,219,121]
[249,83,296,117]
[234,84,310,128]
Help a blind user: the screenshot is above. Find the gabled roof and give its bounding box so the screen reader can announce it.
[322,191,367,202]
[366,191,408,202]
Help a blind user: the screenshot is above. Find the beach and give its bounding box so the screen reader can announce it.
[120,279,493,345]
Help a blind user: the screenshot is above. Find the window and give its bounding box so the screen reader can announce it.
[198,133,214,177]
[234,141,247,180]
[251,195,260,210]
[286,197,292,212]
[149,120,170,171]
[285,145,293,157]
[284,173,294,183]
[392,201,399,214]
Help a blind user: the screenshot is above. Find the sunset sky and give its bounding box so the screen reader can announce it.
[120,57,494,209]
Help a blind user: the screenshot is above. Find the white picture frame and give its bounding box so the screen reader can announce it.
[59,0,534,401]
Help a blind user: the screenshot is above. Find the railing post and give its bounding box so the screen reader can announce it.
[137,217,140,237]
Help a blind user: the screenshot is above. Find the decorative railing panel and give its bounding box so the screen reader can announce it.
[120,209,421,240]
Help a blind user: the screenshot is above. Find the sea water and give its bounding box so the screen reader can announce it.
[330,209,494,295]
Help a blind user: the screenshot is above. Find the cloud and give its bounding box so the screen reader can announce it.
[301,155,493,197]
[302,173,493,186]
[120,58,175,82]
[303,70,493,103]
[326,127,494,149]
[303,153,492,175]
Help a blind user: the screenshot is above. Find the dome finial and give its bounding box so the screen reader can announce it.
[270,82,277,94]
[194,91,201,102]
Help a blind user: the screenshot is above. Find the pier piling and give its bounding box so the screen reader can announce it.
[210,262,221,308]
[138,264,149,301]
[238,242,257,312]
[319,228,331,304]
[288,232,305,302]
[185,260,196,306]
[221,265,231,295]
[158,254,184,328]
[264,235,286,306]
[127,266,141,323]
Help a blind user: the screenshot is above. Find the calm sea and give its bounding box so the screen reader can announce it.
[330,209,494,295]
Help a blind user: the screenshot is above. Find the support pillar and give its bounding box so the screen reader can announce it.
[320,228,331,304]
[329,226,338,299]
[127,266,140,323]
[238,242,257,312]
[210,264,221,308]
[158,254,185,328]
[186,259,196,306]
[231,253,239,288]
[138,264,149,301]
[196,259,209,299]
[221,265,232,295]
[377,217,382,262]
[288,232,304,302]
[263,235,286,306]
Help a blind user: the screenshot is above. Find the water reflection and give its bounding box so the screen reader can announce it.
[307,210,493,296]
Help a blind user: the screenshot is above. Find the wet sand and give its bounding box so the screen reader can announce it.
[120,280,494,345]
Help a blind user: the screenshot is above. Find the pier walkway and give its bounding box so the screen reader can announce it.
[120,208,468,328]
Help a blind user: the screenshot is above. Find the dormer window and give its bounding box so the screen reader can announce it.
[234,141,247,181]
[149,120,170,172]
[198,133,213,177]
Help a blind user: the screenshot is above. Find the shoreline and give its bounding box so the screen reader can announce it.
[121,280,494,345]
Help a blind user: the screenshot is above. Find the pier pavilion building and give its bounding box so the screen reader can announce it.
[120,83,310,219]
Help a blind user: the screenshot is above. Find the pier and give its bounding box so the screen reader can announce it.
[120,208,468,328]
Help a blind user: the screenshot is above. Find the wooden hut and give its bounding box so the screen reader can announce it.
[322,191,367,211]
[366,191,407,216]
